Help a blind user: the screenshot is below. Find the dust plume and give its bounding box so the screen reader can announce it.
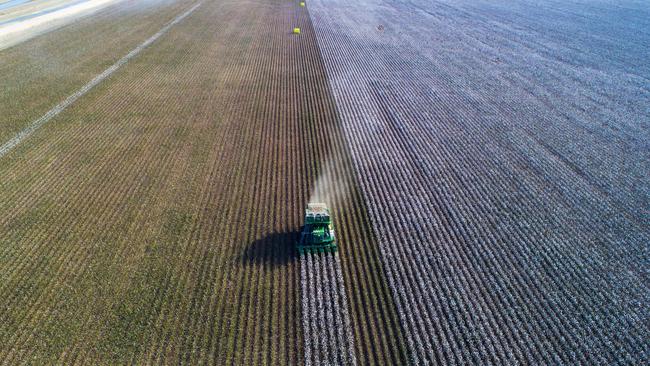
[309,156,350,208]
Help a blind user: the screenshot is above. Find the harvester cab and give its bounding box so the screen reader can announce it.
[297,203,337,254]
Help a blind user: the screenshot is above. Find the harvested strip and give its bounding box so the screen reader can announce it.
[0,1,202,158]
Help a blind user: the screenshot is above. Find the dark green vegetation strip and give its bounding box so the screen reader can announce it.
[0,0,406,364]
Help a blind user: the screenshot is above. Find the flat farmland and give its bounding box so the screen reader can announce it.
[1,0,648,365]
[0,0,194,143]
[309,0,649,363]
[0,0,403,364]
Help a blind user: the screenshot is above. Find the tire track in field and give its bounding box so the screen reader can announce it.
[0,4,217,356]
[300,252,356,366]
[0,0,190,145]
[0,1,202,159]
[0,34,210,360]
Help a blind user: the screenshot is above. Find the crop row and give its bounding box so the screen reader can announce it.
[0,1,303,364]
[0,3,226,363]
[0,0,407,364]
[0,0,193,145]
[308,0,649,364]
[301,252,356,366]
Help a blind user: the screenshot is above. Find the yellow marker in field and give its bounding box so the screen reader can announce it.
[300,1,305,6]
[293,27,301,34]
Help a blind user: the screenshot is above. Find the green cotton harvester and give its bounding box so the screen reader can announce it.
[297,203,337,254]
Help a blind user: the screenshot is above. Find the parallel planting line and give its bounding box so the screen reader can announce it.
[1,0,407,362]
[296,3,408,363]
[308,0,649,364]
[300,253,356,366]
[0,1,202,159]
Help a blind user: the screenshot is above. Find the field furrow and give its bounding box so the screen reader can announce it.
[0,0,405,363]
[300,252,357,366]
[308,0,649,363]
[2,0,644,364]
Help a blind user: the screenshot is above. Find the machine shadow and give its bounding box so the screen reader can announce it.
[240,230,301,266]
